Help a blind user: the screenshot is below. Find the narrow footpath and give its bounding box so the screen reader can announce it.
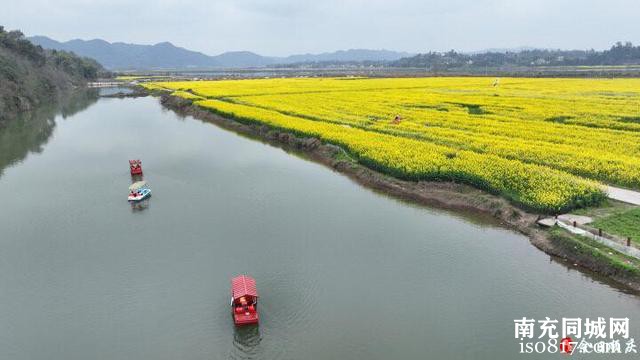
[607,186,640,206]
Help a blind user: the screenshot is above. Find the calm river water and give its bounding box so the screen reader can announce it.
[1,90,639,360]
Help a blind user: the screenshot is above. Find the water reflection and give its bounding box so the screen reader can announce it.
[99,87,133,96]
[130,198,150,212]
[230,326,262,360]
[131,174,144,182]
[0,89,99,179]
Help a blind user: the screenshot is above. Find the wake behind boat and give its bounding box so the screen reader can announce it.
[128,181,151,201]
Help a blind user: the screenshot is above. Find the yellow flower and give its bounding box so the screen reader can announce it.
[142,77,640,212]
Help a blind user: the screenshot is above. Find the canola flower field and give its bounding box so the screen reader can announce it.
[143,77,640,213]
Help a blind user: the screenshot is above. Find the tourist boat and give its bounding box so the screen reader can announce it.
[129,159,143,175]
[231,275,259,326]
[128,181,151,201]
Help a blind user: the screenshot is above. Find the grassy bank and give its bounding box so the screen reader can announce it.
[548,226,640,281]
[592,208,640,246]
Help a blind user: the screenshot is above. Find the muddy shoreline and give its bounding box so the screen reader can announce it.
[148,90,640,293]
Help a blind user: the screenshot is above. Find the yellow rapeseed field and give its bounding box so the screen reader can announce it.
[143,77,640,212]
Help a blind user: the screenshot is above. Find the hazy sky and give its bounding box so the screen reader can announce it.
[2,0,639,56]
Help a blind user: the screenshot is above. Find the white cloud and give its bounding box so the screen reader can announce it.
[1,0,638,55]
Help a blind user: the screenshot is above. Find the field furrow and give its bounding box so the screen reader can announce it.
[144,77,640,212]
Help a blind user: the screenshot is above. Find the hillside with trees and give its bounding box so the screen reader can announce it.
[391,42,640,70]
[0,26,109,125]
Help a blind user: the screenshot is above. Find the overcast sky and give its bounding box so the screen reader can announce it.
[2,0,639,56]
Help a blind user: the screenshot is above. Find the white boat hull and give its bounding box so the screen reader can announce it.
[128,189,151,202]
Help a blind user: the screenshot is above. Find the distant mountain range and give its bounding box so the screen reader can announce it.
[282,49,413,63]
[28,36,412,70]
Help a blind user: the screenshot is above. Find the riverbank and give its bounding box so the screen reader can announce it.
[149,90,640,292]
[6,92,640,359]
[0,28,108,126]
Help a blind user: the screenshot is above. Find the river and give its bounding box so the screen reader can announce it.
[1,90,639,360]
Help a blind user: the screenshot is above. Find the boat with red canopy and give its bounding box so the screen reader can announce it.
[231,275,259,326]
[129,159,143,175]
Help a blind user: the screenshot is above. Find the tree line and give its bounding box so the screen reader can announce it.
[392,42,640,69]
[0,26,109,81]
[0,26,110,124]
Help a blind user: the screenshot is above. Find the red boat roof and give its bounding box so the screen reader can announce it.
[231,275,258,299]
